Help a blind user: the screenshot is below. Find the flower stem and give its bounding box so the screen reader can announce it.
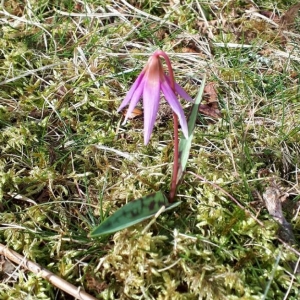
[156,50,179,203]
[169,113,179,202]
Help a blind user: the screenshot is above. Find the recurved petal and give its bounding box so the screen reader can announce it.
[165,75,193,101]
[122,78,145,124]
[142,76,161,145]
[117,72,145,112]
[161,80,189,139]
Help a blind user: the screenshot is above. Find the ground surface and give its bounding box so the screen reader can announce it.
[1,0,300,299]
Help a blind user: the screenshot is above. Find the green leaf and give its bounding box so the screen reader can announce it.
[90,191,181,237]
[177,75,206,183]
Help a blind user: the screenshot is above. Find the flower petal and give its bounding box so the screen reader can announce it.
[123,78,145,124]
[142,75,161,145]
[165,75,193,101]
[161,80,189,139]
[117,72,145,112]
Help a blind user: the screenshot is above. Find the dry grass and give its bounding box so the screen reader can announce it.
[1,0,300,299]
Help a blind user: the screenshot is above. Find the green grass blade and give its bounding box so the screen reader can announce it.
[90,191,181,237]
[177,75,206,184]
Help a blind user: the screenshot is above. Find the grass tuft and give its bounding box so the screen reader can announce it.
[1,0,300,299]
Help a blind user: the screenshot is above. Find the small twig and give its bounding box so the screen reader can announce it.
[187,171,264,226]
[0,243,97,300]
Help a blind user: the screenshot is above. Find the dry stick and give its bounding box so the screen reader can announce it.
[187,171,264,226]
[0,243,97,300]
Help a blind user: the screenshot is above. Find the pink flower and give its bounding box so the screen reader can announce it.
[118,50,192,145]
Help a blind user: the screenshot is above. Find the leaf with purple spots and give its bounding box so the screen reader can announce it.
[90,191,181,237]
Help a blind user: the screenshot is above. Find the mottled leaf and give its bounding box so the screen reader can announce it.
[90,191,181,237]
[177,75,206,183]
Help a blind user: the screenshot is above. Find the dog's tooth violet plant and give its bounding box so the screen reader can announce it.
[118,50,192,145]
[90,51,206,237]
[118,50,192,202]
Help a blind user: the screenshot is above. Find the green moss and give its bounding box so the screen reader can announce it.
[1,0,300,299]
